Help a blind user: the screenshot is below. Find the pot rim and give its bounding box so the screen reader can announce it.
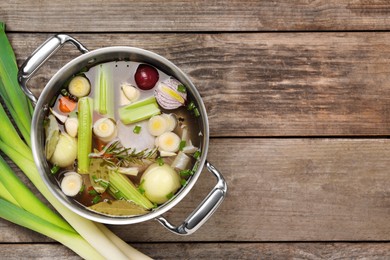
[31,46,209,225]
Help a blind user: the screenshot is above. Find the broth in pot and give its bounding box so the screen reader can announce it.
[44,61,202,217]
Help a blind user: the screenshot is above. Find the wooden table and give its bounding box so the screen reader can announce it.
[1,1,390,259]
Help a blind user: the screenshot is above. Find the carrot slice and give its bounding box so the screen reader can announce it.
[59,96,77,113]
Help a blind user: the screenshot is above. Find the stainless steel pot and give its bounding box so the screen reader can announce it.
[18,34,227,235]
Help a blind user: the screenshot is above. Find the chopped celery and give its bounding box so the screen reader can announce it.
[119,96,160,124]
[95,64,114,118]
[108,171,154,209]
[77,97,93,174]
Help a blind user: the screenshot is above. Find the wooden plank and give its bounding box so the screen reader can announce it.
[3,1,390,32]
[1,138,390,242]
[1,242,390,259]
[9,33,390,136]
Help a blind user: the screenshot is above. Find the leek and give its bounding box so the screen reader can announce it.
[77,97,93,173]
[119,96,161,124]
[0,23,31,146]
[0,22,151,260]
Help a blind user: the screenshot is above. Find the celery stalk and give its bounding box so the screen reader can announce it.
[109,171,154,209]
[119,96,161,124]
[78,97,93,174]
[0,198,104,260]
[95,64,114,118]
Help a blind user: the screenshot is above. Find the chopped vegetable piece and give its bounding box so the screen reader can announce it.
[193,150,201,159]
[148,115,167,136]
[61,172,83,197]
[68,75,91,98]
[134,64,159,90]
[109,171,154,209]
[141,163,181,204]
[77,97,93,174]
[50,165,60,175]
[133,125,141,134]
[158,132,181,152]
[50,133,77,168]
[179,140,186,151]
[180,179,187,186]
[58,96,77,113]
[50,108,68,124]
[121,83,140,102]
[159,150,177,157]
[119,96,161,125]
[179,169,192,177]
[161,113,177,132]
[92,195,101,204]
[65,117,79,137]
[156,157,164,166]
[93,118,117,143]
[155,77,187,110]
[171,151,191,171]
[177,84,186,93]
[116,167,138,176]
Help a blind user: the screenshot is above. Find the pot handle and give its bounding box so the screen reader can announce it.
[18,34,89,105]
[156,161,227,235]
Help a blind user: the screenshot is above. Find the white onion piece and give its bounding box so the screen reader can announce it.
[65,117,78,137]
[121,83,140,102]
[154,77,187,110]
[158,132,181,152]
[117,167,139,176]
[93,118,117,143]
[171,151,191,170]
[50,133,77,168]
[50,108,68,124]
[159,150,177,157]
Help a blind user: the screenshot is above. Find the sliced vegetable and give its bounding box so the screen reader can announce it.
[93,118,117,143]
[134,64,159,90]
[59,96,77,113]
[77,97,93,174]
[109,171,154,209]
[141,163,181,204]
[116,167,139,176]
[133,125,142,134]
[65,117,79,137]
[119,96,161,125]
[95,64,114,118]
[148,115,168,136]
[159,150,177,157]
[158,132,181,153]
[50,133,78,168]
[121,83,140,102]
[171,151,191,171]
[61,172,83,197]
[68,75,91,98]
[45,114,60,160]
[155,77,187,109]
[50,108,68,124]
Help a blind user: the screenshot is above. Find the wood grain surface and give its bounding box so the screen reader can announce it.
[3,0,390,32]
[1,242,390,259]
[9,33,390,136]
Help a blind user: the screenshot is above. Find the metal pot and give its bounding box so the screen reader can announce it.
[18,34,227,235]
